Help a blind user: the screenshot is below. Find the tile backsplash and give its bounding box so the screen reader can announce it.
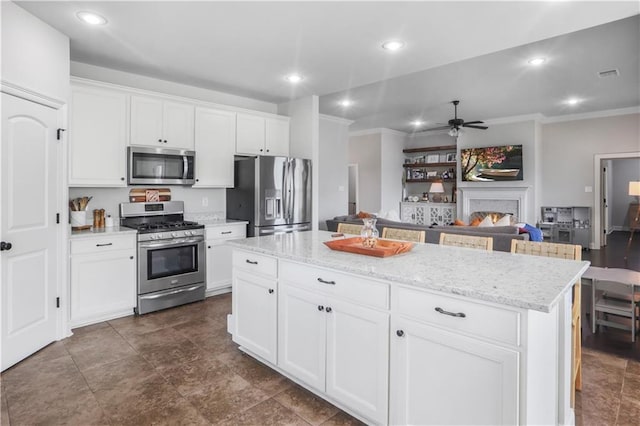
[68,187,226,224]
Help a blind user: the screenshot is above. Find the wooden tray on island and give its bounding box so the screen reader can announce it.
[324,237,414,258]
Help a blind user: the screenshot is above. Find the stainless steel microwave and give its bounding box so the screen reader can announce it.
[128,146,195,185]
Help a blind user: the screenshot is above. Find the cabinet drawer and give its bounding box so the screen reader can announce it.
[233,250,277,278]
[280,261,389,310]
[71,234,136,255]
[395,287,520,346]
[206,224,246,240]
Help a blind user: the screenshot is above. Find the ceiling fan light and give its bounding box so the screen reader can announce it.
[448,128,458,137]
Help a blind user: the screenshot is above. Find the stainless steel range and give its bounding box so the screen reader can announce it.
[120,201,205,315]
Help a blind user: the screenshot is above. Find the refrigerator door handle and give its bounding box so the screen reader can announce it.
[283,159,291,220]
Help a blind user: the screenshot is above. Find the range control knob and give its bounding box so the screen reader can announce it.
[172,232,179,238]
[184,230,192,236]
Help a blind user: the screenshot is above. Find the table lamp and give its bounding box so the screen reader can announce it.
[630,181,640,200]
[429,182,445,203]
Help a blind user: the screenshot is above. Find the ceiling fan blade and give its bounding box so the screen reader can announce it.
[463,124,489,130]
[421,125,451,131]
[462,121,484,125]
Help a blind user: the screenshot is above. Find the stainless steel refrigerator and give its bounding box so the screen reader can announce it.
[226,156,312,237]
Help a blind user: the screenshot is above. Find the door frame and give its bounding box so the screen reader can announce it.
[1,82,70,344]
[593,151,640,248]
[348,163,359,215]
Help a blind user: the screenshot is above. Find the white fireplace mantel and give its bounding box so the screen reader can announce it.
[459,186,531,223]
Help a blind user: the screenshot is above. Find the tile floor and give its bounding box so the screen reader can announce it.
[2,293,640,425]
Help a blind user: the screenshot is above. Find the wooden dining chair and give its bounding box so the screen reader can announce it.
[510,240,582,407]
[381,227,425,243]
[336,223,364,235]
[439,233,493,251]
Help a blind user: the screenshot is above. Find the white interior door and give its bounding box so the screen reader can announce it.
[1,93,59,371]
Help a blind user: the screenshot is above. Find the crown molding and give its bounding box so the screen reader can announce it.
[540,106,640,124]
[1,80,65,109]
[483,113,545,125]
[319,114,354,125]
[349,127,407,138]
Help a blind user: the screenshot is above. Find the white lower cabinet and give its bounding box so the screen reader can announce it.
[70,234,136,328]
[278,268,389,425]
[205,224,246,293]
[390,316,519,425]
[232,251,278,364]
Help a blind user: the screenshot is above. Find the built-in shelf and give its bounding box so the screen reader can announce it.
[406,178,456,183]
[403,144,457,154]
[403,162,456,168]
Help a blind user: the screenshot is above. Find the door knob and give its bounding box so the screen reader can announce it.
[1,241,12,251]
[396,330,404,337]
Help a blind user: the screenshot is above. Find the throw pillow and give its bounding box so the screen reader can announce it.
[357,211,373,219]
[470,217,482,226]
[477,216,494,227]
[494,214,512,227]
[453,219,466,226]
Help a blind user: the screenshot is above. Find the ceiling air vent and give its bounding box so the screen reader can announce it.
[598,69,620,78]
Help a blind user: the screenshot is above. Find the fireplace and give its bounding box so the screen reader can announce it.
[459,187,531,223]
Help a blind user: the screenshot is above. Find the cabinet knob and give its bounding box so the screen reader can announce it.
[317,305,324,311]
[266,149,270,153]
[268,288,274,294]
[129,256,134,260]
[1,241,12,251]
[396,330,404,337]
[164,140,168,144]
[158,139,162,143]
[121,177,125,181]
[196,179,199,182]
[325,307,332,313]
[259,149,263,152]
[207,245,211,249]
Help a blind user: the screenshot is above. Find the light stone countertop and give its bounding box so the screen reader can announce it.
[228,230,590,313]
[69,225,137,240]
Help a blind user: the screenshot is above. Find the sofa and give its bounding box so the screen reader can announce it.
[326,212,529,252]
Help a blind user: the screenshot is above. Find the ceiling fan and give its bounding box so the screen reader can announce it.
[425,100,488,136]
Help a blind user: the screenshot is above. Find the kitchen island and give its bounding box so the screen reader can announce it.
[228,231,589,425]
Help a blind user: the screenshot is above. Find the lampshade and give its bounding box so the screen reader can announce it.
[448,127,461,137]
[429,182,445,193]
[630,181,640,196]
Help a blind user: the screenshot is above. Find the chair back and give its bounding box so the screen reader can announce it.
[382,227,425,243]
[336,223,364,235]
[510,240,581,261]
[439,233,493,251]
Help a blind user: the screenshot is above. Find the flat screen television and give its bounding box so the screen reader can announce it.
[460,144,523,182]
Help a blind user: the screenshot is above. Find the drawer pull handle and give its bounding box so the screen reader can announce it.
[246,259,258,265]
[96,243,113,247]
[326,307,332,313]
[318,305,324,311]
[221,231,233,234]
[435,307,466,318]
[268,288,274,294]
[317,278,336,285]
[396,330,404,337]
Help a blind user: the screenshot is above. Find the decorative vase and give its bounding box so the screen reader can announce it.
[361,218,379,248]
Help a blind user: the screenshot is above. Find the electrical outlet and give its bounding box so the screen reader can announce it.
[585,186,593,193]
[202,197,209,207]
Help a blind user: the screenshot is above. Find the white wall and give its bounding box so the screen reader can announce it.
[318,115,351,230]
[349,133,382,213]
[457,120,538,223]
[1,1,70,101]
[380,131,407,214]
[278,96,320,229]
[71,62,276,113]
[611,158,640,229]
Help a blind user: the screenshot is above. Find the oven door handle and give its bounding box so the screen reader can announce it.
[139,285,203,300]
[139,238,203,248]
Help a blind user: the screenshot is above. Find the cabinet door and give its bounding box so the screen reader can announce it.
[69,86,128,186]
[401,204,416,224]
[130,95,164,147]
[232,270,277,364]
[194,108,235,187]
[415,204,426,225]
[428,205,440,225]
[390,317,519,425]
[326,299,389,425]
[70,250,136,326]
[163,101,194,149]
[206,240,232,292]
[441,205,455,225]
[265,118,289,156]
[236,113,266,155]
[278,284,326,391]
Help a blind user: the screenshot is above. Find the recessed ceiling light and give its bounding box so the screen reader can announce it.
[528,57,546,66]
[566,98,581,106]
[339,99,353,107]
[285,74,303,84]
[76,11,107,25]
[411,120,424,127]
[382,40,405,51]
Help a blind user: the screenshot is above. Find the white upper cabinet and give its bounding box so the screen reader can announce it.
[69,84,128,186]
[236,113,289,156]
[130,95,194,149]
[194,108,236,187]
[265,117,290,157]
